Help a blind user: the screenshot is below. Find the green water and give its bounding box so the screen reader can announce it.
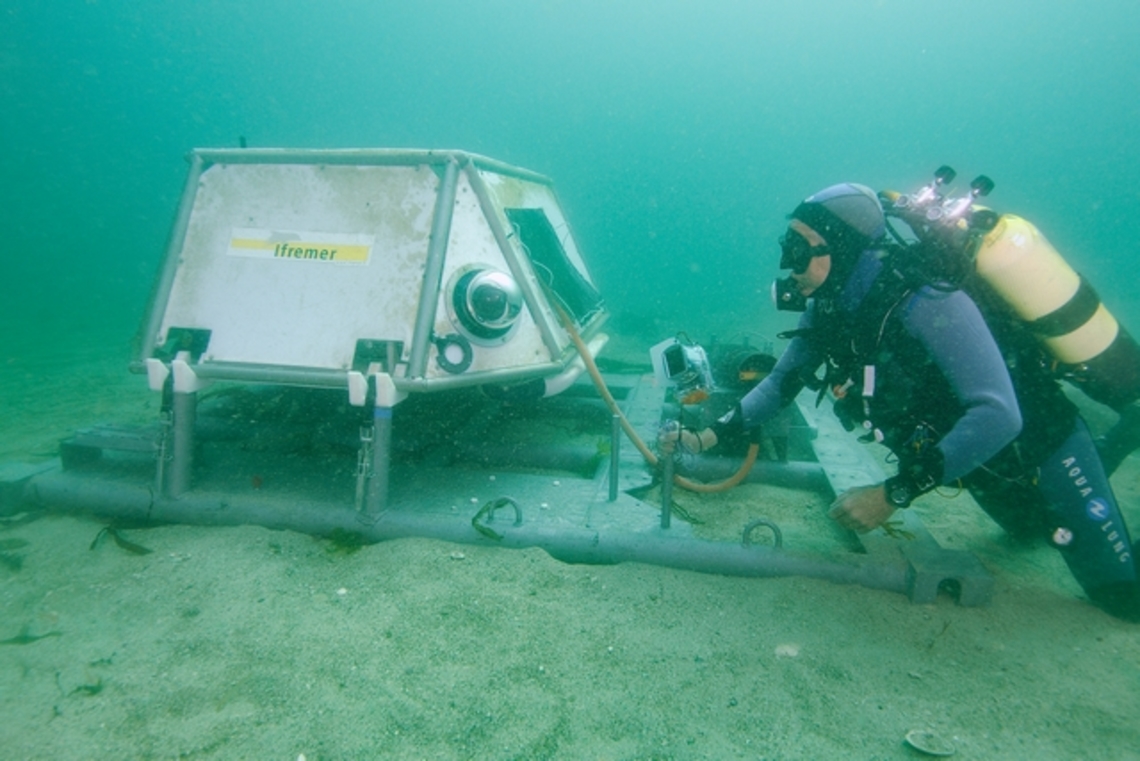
[4,0,1139,347]
[3,2,1139,758]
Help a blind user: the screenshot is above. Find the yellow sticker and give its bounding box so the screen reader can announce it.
[227,228,373,264]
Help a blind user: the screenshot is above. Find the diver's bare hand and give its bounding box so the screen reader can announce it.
[682,427,717,453]
[658,425,715,454]
[828,484,896,533]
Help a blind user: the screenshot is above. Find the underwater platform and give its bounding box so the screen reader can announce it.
[1,148,991,606]
[1,372,993,607]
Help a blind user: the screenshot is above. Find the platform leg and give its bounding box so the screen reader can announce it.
[359,372,402,523]
[353,424,373,513]
[153,386,172,495]
[361,405,392,523]
[608,414,620,502]
[163,352,207,499]
[168,389,196,498]
[660,447,674,529]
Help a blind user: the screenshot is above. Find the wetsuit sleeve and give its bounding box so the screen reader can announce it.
[736,308,823,431]
[901,288,1022,483]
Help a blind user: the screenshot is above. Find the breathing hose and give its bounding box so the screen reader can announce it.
[553,303,758,493]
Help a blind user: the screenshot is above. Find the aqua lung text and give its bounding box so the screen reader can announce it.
[1063,456,1132,563]
[1062,456,1095,499]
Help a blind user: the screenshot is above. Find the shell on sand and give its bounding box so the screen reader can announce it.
[904,728,956,756]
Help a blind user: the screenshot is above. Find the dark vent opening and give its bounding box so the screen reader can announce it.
[505,207,603,324]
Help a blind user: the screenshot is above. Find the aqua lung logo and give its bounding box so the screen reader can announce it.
[1086,498,1110,521]
[1063,457,1131,564]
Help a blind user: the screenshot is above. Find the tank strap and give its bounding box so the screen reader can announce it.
[1028,275,1101,338]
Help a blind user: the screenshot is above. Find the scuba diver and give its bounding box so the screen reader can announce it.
[680,181,1140,621]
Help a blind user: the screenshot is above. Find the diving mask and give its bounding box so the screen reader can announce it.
[778,229,822,274]
[772,230,829,312]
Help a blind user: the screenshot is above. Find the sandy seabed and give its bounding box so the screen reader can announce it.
[2,318,1139,760]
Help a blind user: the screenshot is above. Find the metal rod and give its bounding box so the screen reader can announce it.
[167,391,196,498]
[134,152,206,367]
[153,412,171,495]
[661,452,673,529]
[408,157,461,379]
[362,406,393,523]
[188,148,554,185]
[609,414,620,502]
[169,357,565,392]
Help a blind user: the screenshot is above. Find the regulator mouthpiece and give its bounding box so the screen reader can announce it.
[772,277,808,312]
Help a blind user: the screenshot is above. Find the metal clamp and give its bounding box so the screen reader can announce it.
[471,496,523,541]
[354,424,375,513]
[153,409,174,495]
[742,518,783,549]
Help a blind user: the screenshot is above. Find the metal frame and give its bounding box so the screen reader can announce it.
[191,147,554,185]
[407,157,461,379]
[464,162,565,360]
[133,152,207,368]
[131,148,604,390]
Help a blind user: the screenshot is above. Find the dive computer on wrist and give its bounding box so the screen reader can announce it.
[884,475,915,509]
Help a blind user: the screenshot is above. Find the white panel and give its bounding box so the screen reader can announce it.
[159,163,438,369]
[424,171,552,380]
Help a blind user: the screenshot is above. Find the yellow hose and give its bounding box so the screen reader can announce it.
[553,303,757,493]
[676,441,759,493]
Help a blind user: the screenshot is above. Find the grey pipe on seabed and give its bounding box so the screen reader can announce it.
[20,468,911,598]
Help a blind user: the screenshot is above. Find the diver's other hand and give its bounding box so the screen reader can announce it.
[656,422,681,455]
[657,425,716,454]
[828,484,896,533]
[681,427,717,454]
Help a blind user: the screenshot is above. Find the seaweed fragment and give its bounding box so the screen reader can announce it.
[1,625,62,646]
[881,519,916,541]
[667,500,702,525]
[0,512,39,530]
[325,528,368,555]
[90,526,153,555]
[54,671,105,699]
[70,678,104,697]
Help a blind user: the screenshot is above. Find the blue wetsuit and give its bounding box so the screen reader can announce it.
[741,253,1022,483]
[735,250,1140,619]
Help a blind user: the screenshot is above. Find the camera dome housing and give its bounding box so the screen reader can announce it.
[447,266,523,345]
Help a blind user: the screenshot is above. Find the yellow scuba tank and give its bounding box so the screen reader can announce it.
[975,215,1117,364]
[885,169,1140,411]
[974,214,1140,409]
